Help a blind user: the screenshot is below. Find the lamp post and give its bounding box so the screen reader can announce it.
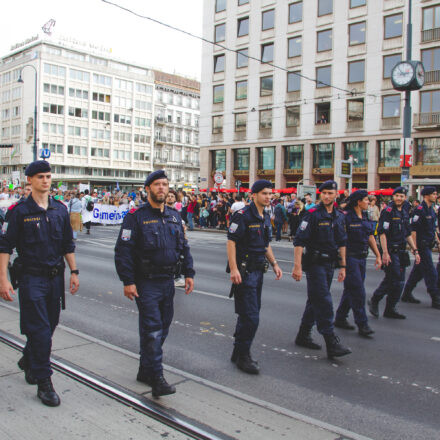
[17,64,38,161]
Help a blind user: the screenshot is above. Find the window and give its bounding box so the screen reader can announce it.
[316,102,330,123]
[422,48,440,75]
[317,29,332,52]
[12,87,21,100]
[70,69,89,82]
[42,143,64,154]
[383,53,402,78]
[287,72,301,92]
[212,150,226,171]
[416,138,440,165]
[384,14,403,39]
[213,84,224,103]
[382,95,400,118]
[313,144,334,168]
[44,83,64,95]
[11,125,20,136]
[260,76,273,96]
[1,108,10,120]
[237,49,248,68]
[92,111,111,121]
[349,22,366,45]
[69,88,88,99]
[236,80,247,100]
[316,66,331,88]
[135,100,151,111]
[12,106,20,117]
[44,63,66,77]
[69,126,89,137]
[136,83,153,94]
[1,90,10,102]
[347,98,364,121]
[261,43,274,63]
[215,23,226,42]
[318,0,332,16]
[379,140,400,167]
[44,123,64,135]
[286,106,300,127]
[235,113,247,131]
[258,147,275,169]
[262,9,275,30]
[114,113,132,124]
[237,17,249,36]
[212,115,223,134]
[344,142,367,168]
[214,54,225,72]
[215,0,226,13]
[135,117,150,127]
[238,0,249,4]
[93,92,111,103]
[234,148,249,170]
[134,134,150,144]
[284,145,302,169]
[93,73,112,87]
[1,127,10,138]
[423,6,440,31]
[289,2,303,23]
[350,0,366,7]
[259,109,272,129]
[288,36,302,57]
[115,79,132,91]
[43,103,64,115]
[348,60,365,83]
[420,90,440,114]
[68,107,88,118]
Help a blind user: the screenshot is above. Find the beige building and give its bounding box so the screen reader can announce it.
[199,0,440,191]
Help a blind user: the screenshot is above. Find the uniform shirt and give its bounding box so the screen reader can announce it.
[411,200,437,245]
[114,201,195,286]
[344,208,373,254]
[377,202,410,246]
[227,202,272,258]
[294,203,347,254]
[0,195,75,266]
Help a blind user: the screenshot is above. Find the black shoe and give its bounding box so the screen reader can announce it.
[17,356,37,385]
[324,334,352,359]
[295,328,322,350]
[368,298,379,318]
[431,299,440,310]
[136,368,153,386]
[383,308,406,319]
[358,323,375,338]
[401,291,421,304]
[151,374,176,397]
[86,230,90,235]
[37,378,60,407]
[233,352,260,375]
[334,319,356,330]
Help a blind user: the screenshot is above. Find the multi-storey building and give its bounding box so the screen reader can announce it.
[199,0,440,191]
[153,71,200,189]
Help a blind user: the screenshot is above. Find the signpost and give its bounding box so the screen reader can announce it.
[338,157,354,192]
[213,170,224,191]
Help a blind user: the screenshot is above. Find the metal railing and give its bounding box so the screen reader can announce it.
[422,27,440,42]
[425,70,440,84]
[414,112,440,126]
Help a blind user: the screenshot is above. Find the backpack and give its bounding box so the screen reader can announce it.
[86,198,94,212]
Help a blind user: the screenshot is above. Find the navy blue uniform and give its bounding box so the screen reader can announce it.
[114,202,194,377]
[336,209,374,325]
[403,201,440,301]
[372,202,411,309]
[227,202,272,353]
[0,196,74,380]
[294,203,347,335]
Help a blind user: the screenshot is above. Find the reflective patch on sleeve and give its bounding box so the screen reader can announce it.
[229,222,239,233]
[1,222,7,233]
[121,229,132,241]
[412,215,419,223]
[383,221,390,230]
[300,221,308,231]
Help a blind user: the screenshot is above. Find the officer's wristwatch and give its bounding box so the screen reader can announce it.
[71,269,79,275]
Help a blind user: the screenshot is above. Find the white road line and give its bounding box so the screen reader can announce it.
[430,337,440,342]
[177,287,231,301]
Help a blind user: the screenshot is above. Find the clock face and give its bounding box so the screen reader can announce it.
[392,62,414,86]
[415,62,425,87]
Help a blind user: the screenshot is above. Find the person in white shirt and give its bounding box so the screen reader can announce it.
[230,195,246,214]
[0,188,10,200]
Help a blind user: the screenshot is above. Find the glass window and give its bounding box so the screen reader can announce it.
[262,9,275,30]
[235,113,247,131]
[287,72,301,92]
[344,141,367,168]
[213,84,224,103]
[238,0,249,5]
[212,149,226,171]
[349,22,366,45]
[416,138,440,165]
[258,147,275,169]
[350,0,366,7]
[260,76,273,96]
[423,6,440,31]
[237,49,248,68]
[317,29,332,52]
[212,115,223,134]
[234,148,250,170]
[384,14,403,39]
[288,36,302,57]
[420,90,440,113]
[238,17,249,36]
[348,60,365,83]
[215,23,226,42]
[347,99,364,121]
[289,2,303,23]
[286,106,300,127]
[236,80,247,100]
[379,140,400,167]
[259,109,272,129]
[261,43,274,63]
[383,53,402,78]
[421,48,440,72]
[316,66,331,88]
[284,145,302,169]
[316,102,330,123]
[214,54,225,72]
[318,0,333,16]
[216,0,226,13]
[313,144,334,168]
[382,95,400,117]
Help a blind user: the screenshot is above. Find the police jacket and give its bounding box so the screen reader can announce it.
[411,201,437,246]
[344,208,374,255]
[114,201,195,286]
[0,195,75,267]
[294,203,347,255]
[377,202,410,247]
[227,202,271,259]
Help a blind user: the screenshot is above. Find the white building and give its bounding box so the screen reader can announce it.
[199,0,440,191]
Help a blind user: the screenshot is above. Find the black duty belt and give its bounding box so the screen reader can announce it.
[347,249,369,259]
[246,261,269,273]
[139,264,178,278]
[389,244,406,253]
[22,265,64,278]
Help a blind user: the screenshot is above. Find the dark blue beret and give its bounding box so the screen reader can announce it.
[421,186,437,196]
[393,186,407,195]
[25,160,51,177]
[251,179,272,193]
[348,190,369,206]
[319,180,337,192]
[144,170,168,186]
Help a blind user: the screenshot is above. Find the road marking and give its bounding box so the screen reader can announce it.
[177,287,231,301]
[431,337,440,342]
[77,239,114,249]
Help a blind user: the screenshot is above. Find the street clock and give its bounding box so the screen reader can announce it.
[391,61,425,91]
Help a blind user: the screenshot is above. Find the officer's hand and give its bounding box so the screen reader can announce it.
[374,256,382,270]
[292,265,302,282]
[230,269,242,284]
[0,278,15,302]
[273,264,282,280]
[414,253,421,265]
[184,277,194,295]
[70,274,79,294]
[382,252,391,266]
[338,268,346,282]
[124,284,139,301]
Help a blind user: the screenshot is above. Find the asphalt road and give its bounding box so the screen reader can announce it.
[48,227,440,439]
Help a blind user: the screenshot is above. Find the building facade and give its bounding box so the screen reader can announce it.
[199,0,440,191]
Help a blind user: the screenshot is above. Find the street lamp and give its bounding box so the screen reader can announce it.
[17,64,38,161]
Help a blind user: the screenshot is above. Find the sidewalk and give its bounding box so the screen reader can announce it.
[0,305,369,440]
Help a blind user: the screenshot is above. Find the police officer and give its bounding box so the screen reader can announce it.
[334,190,382,338]
[114,170,194,397]
[368,187,420,319]
[401,186,440,309]
[227,180,282,374]
[0,160,79,407]
[292,180,351,359]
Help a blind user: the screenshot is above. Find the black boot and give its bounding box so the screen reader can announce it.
[151,374,176,397]
[431,296,440,310]
[136,367,153,386]
[232,351,260,374]
[401,288,421,304]
[324,334,352,359]
[17,356,37,385]
[334,319,356,330]
[37,378,60,407]
[383,307,406,319]
[368,297,379,318]
[358,323,375,338]
[86,229,90,235]
[295,326,322,350]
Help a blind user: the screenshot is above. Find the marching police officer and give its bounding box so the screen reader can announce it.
[0,160,79,407]
[334,190,382,338]
[227,180,282,374]
[401,186,440,309]
[369,187,420,319]
[114,170,194,396]
[292,180,351,359]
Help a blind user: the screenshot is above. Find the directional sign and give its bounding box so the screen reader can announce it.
[40,148,51,159]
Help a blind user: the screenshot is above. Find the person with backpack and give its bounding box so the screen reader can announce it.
[69,192,82,240]
[82,189,95,235]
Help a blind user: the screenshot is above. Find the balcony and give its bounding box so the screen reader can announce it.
[381,116,400,129]
[346,119,364,132]
[314,123,331,135]
[153,157,167,165]
[155,116,166,125]
[154,135,166,144]
[422,28,440,43]
[425,70,440,84]
[413,112,440,129]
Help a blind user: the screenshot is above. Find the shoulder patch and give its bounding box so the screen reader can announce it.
[8,203,18,211]
[417,205,423,210]
[129,208,137,214]
[386,207,392,212]
[309,208,317,213]
[237,209,244,214]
